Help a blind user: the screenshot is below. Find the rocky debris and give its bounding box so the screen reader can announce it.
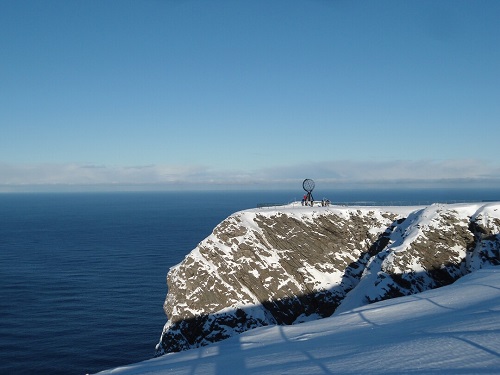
[156,203,500,356]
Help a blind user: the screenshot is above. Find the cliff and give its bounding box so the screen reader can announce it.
[155,202,500,355]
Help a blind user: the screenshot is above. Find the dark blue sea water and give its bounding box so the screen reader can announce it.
[1,189,499,375]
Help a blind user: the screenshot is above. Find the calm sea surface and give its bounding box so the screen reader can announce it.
[1,189,499,375]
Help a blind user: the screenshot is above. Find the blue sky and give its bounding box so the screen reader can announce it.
[1,0,499,191]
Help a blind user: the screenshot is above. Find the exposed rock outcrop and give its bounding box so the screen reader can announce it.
[156,202,500,355]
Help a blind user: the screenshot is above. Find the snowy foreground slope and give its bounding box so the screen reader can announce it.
[97,266,500,374]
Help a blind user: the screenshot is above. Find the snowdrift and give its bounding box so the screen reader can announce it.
[97,266,500,374]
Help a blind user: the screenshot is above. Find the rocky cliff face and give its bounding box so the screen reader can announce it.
[155,202,500,355]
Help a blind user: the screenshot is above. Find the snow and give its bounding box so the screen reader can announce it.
[96,266,500,375]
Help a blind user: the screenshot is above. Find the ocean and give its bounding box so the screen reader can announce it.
[1,188,499,375]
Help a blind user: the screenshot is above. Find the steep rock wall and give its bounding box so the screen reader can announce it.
[156,203,500,355]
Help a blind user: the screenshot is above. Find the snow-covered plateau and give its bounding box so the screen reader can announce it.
[98,202,500,374]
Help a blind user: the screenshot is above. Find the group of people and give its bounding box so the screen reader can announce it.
[301,195,331,207]
[302,194,312,206]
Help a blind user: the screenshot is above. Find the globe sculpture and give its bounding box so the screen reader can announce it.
[302,178,315,205]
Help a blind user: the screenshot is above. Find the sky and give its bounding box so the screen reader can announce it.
[1,0,500,191]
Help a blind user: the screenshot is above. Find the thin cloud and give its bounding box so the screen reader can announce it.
[256,159,500,184]
[0,159,499,192]
[0,163,209,185]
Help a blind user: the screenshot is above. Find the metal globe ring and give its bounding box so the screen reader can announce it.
[302,179,315,193]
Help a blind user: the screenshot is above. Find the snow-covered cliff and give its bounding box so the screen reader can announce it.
[155,202,500,355]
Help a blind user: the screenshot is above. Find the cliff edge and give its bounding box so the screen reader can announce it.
[155,202,500,355]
